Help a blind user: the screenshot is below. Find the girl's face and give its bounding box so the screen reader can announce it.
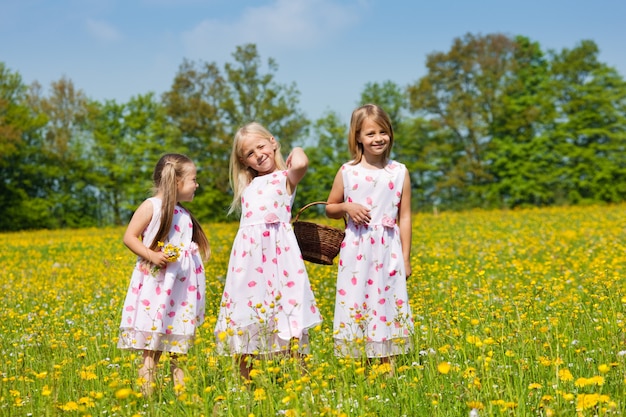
[358,117,390,158]
[177,163,199,202]
[239,134,277,176]
[357,117,390,156]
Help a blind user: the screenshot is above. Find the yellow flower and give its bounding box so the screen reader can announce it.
[249,369,263,379]
[115,388,133,399]
[598,364,610,373]
[161,242,182,262]
[78,396,95,408]
[589,375,605,386]
[253,388,266,401]
[574,377,588,387]
[558,369,573,381]
[576,393,604,410]
[80,370,97,380]
[467,401,484,410]
[437,362,451,374]
[60,401,79,411]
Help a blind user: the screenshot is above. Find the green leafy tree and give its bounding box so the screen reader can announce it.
[29,76,98,227]
[90,93,177,225]
[409,33,552,209]
[485,36,558,208]
[0,63,49,230]
[547,40,626,204]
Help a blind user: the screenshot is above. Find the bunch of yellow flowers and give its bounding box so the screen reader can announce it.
[158,241,183,263]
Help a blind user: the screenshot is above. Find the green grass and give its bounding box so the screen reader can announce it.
[1,204,625,416]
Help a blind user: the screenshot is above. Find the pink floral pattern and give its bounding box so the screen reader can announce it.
[118,198,206,354]
[334,161,413,358]
[215,171,322,355]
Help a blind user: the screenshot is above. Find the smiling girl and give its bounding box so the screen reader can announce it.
[326,104,414,371]
[214,122,322,380]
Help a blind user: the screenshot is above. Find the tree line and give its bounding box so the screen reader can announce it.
[1,33,626,231]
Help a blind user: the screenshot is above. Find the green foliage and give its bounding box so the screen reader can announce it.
[0,64,51,230]
[408,33,626,210]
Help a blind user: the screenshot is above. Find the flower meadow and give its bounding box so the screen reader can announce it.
[1,204,626,417]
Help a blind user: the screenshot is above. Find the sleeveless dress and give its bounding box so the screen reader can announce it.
[334,160,413,357]
[118,197,206,354]
[215,170,322,355]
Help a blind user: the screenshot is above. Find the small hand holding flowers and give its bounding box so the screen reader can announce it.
[140,241,184,278]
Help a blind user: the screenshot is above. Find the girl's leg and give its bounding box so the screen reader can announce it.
[289,338,307,375]
[379,355,395,376]
[170,354,185,393]
[139,350,162,396]
[238,354,254,381]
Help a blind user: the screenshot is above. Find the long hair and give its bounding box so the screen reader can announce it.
[228,122,286,214]
[348,104,394,164]
[150,153,210,260]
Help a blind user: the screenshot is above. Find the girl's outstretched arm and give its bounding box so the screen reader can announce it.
[398,169,412,278]
[286,147,308,194]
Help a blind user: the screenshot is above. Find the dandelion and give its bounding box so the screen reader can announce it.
[78,396,95,408]
[249,369,263,379]
[59,401,79,411]
[80,370,97,380]
[558,369,573,381]
[115,388,133,399]
[467,401,484,410]
[253,388,266,401]
[576,393,610,410]
[437,362,451,374]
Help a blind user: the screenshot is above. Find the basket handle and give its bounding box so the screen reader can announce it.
[293,201,347,226]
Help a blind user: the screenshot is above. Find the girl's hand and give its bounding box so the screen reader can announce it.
[404,259,412,279]
[346,203,371,226]
[286,147,308,194]
[146,249,169,269]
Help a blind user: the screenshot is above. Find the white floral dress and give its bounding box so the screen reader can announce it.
[333,160,413,357]
[215,171,322,355]
[118,197,206,354]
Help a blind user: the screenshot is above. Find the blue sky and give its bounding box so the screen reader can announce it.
[2,0,625,124]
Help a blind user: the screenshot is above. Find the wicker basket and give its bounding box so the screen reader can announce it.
[293,201,346,265]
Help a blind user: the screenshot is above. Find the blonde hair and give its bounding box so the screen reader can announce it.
[228,122,286,214]
[348,104,394,164]
[150,153,210,259]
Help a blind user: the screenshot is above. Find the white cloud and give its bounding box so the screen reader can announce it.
[85,18,123,43]
[181,0,362,60]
